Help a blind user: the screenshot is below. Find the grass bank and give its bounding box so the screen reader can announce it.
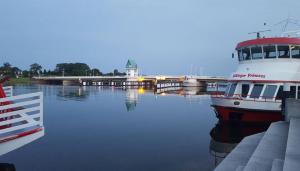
[6,77,31,85]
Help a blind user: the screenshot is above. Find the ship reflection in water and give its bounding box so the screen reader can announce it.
[0,163,16,171]
[156,86,206,96]
[125,86,209,111]
[209,121,270,167]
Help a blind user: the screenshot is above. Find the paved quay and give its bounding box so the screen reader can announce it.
[214,98,300,171]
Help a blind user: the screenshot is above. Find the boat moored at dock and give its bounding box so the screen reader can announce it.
[211,32,300,122]
[182,76,203,87]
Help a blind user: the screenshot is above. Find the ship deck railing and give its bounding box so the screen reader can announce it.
[0,88,44,142]
[211,93,282,103]
[3,86,13,97]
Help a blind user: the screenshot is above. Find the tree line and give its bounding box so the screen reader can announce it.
[0,62,126,78]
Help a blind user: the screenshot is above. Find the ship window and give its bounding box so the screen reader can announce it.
[242,48,251,60]
[251,46,263,59]
[262,85,277,99]
[250,84,264,98]
[276,86,283,100]
[241,84,250,97]
[289,86,296,98]
[278,45,290,58]
[228,83,237,97]
[238,50,243,61]
[263,45,277,58]
[291,45,300,58]
[224,85,231,96]
[297,86,300,99]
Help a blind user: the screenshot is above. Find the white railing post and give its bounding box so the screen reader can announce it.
[3,86,13,97]
[39,92,44,127]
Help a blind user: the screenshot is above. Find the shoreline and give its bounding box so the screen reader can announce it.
[5,77,31,85]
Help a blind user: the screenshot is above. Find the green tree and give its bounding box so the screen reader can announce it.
[3,62,11,69]
[0,62,21,78]
[1,62,12,75]
[104,72,113,76]
[12,67,22,77]
[91,68,102,76]
[22,70,30,77]
[113,69,118,76]
[112,69,126,76]
[30,63,42,76]
[55,63,90,76]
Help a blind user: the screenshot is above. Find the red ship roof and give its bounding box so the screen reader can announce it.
[236,37,300,49]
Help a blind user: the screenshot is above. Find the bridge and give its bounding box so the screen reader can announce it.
[33,75,227,88]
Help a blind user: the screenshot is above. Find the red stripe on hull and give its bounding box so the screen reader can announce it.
[0,127,43,143]
[213,106,283,123]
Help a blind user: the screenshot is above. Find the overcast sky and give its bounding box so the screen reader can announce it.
[1,0,300,76]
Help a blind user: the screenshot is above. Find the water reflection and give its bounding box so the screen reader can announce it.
[55,86,210,112]
[125,88,139,111]
[0,128,44,171]
[8,85,217,171]
[209,122,270,166]
[0,163,16,171]
[156,86,205,96]
[182,87,206,95]
[57,86,89,100]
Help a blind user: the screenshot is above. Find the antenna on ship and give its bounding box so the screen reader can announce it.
[273,16,300,32]
[248,29,271,39]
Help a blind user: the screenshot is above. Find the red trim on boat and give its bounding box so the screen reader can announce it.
[211,95,281,103]
[212,105,283,123]
[0,127,43,143]
[236,37,300,49]
[0,80,13,129]
[227,79,300,84]
[0,76,9,84]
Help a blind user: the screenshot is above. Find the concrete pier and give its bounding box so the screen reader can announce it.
[214,132,265,171]
[283,119,300,171]
[215,99,300,171]
[243,121,288,171]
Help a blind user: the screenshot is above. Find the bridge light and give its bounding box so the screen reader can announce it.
[138,76,144,82]
[138,87,145,94]
[155,76,166,80]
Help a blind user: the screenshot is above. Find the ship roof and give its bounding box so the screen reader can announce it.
[236,37,300,49]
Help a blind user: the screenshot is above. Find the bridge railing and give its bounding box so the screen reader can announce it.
[0,92,43,139]
[3,86,13,97]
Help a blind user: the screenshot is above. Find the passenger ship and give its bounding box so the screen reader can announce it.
[211,31,300,122]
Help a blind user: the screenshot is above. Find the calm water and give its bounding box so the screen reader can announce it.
[0,85,267,171]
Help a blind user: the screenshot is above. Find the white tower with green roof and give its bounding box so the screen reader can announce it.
[126,59,138,77]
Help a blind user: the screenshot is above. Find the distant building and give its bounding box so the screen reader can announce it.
[125,59,138,77]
